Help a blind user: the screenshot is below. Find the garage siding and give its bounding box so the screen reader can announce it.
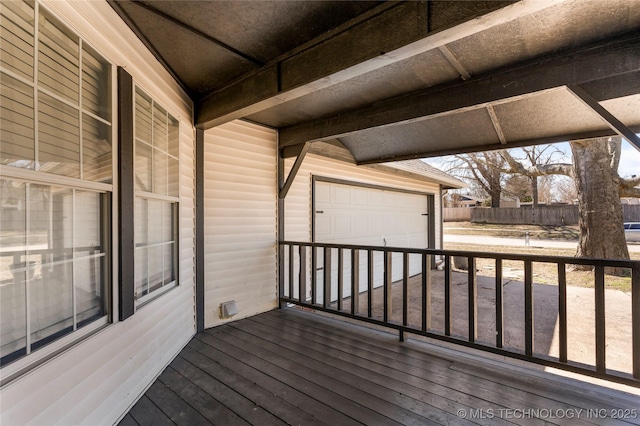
[203,121,278,328]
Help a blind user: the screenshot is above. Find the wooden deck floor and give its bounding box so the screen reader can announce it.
[119,308,640,426]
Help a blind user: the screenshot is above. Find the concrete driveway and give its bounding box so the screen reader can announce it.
[359,270,633,377]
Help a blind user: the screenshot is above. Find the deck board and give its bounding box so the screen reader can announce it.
[263,310,630,425]
[121,308,640,426]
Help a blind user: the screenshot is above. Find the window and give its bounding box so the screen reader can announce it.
[0,1,112,367]
[133,87,179,303]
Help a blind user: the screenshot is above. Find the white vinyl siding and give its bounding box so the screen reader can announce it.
[0,1,196,425]
[203,120,277,328]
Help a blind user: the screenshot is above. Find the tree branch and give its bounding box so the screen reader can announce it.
[620,185,640,198]
[501,149,573,177]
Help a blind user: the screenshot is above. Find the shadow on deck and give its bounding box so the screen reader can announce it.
[119,308,640,426]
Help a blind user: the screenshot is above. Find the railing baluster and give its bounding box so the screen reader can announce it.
[422,253,431,332]
[384,251,392,322]
[633,266,640,380]
[323,247,332,309]
[299,245,306,303]
[468,256,477,343]
[495,258,503,348]
[558,262,567,363]
[276,240,640,387]
[368,250,373,318]
[524,260,534,357]
[288,244,294,300]
[311,246,317,305]
[444,255,451,337]
[595,265,606,374]
[337,248,344,311]
[401,252,409,342]
[351,249,359,315]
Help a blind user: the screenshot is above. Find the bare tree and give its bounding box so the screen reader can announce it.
[500,145,565,207]
[502,137,635,262]
[503,174,530,202]
[445,151,506,207]
[537,175,554,205]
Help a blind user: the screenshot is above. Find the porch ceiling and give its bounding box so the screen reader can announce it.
[109,0,640,163]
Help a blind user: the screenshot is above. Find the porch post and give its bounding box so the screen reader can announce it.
[195,129,205,332]
[278,143,286,308]
[278,141,310,308]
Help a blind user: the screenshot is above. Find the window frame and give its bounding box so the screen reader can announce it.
[131,84,180,308]
[0,0,116,382]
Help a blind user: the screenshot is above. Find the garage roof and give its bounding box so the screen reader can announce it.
[109,0,640,164]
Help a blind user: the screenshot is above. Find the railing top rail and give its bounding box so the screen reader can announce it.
[280,240,640,268]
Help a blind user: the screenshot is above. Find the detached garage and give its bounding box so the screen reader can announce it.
[283,142,464,301]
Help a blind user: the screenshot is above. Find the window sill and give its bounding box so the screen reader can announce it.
[0,316,109,388]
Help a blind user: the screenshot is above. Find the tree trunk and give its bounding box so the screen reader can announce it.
[570,139,629,269]
[489,173,501,207]
[531,176,538,207]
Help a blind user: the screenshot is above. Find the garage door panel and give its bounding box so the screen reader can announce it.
[368,189,383,206]
[368,215,383,235]
[315,214,330,239]
[333,214,351,235]
[352,216,368,235]
[332,185,351,204]
[353,187,368,204]
[383,215,396,233]
[316,183,331,203]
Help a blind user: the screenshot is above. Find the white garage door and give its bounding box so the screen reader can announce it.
[314,179,431,301]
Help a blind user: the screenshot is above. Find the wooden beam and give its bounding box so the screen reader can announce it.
[486,105,506,144]
[566,85,640,152]
[279,34,640,148]
[125,1,263,66]
[279,142,310,200]
[196,1,558,128]
[438,45,471,80]
[355,127,640,165]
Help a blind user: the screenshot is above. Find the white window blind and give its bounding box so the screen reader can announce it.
[0,1,112,182]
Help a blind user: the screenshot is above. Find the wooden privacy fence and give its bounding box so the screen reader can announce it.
[442,204,640,225]
[442,207,471,222]
[279,241,640,387]
[471,206,579,225]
